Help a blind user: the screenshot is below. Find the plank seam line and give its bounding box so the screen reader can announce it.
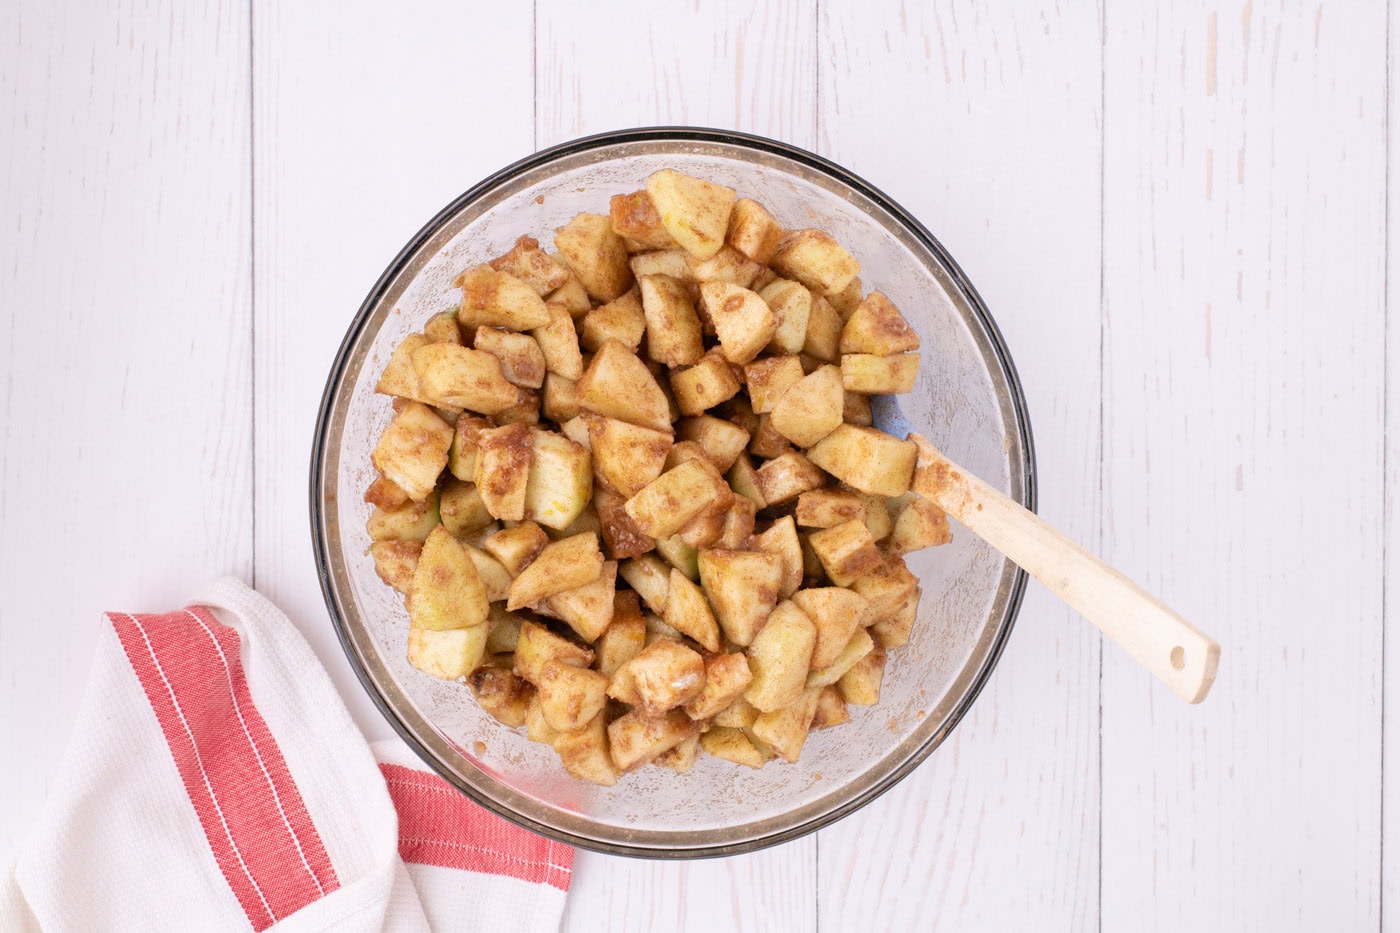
[248,0,257,589]
[1095,2,1107,930]
[1382,1,1391,929]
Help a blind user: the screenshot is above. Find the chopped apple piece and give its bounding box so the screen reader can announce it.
[473,424,532,521]
[770,364,843,447]
[439,479,494,538]
[595,591,648,677]
[770,229,860,293]
[839,291,920,355]
[594,485,655,559]
[670,351,742,416]
[699,283,777,364]
[533,301,584,380]
[552,711,619,786]
[489,234,571,296]
[482,521,548,575]
[838,646,888,706]
[624,458,730,540]
[411,343,519,415]
[683,652,754,720]
[467,667,533,726]
[407,626,489,681]
[887,494,953,555]
[580,288,645,353]
[576,339,673,433]
[808,519,884,586]
[806,424,917,497]
[536,659,609,733]
[367,490,440,542]
[587,415,673,497]
[524,429,592,530]
[806,628,875,688]
[726,197,784,264]
[841,353,919,394]
[646,169,737,260]
[607,708,698,771]
[743,600,817,711]
[744,355,805,414]
[506,532,604,610]
[409,527,489,631]
[554,212,633,302]
[753,515,803,598]
[751,687,822,763]
[755,451,826,506]
[473,327,546,389]
[676,415,750,472]
[701,726,767,768]
[698,549,782,647]
[546,560,617,642]
[376,334,434,403]
[757,279,812,355]
[802,294,843,362]
[370,540,420,594]
[371,402,453,501]
[618,554,671,614]
[791,587,871,669]
[811,684,851,729]
[609,189,675,250]
[663,569,722,652]
[453,265,552,330]
[795,488,865,529]
[513,620,594,685]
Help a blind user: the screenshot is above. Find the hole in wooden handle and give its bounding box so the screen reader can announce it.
[1170,646,1185,671]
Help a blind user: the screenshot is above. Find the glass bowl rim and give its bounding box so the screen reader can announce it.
[309,125,1037,859]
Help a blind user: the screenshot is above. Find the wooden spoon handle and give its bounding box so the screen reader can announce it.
[909,434,1220,704]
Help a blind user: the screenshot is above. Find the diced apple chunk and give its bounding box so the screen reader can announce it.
[791,587,871,669]
[699,283,777,364]
[744,600,817,712]
[806,424,917,497]
[840,353,919,394]
[554,212,633,302]
[507,532,605,610]
[453,265,552,330]
[607,708,698,771]
[697,549,782,647]
[371,402,453,501]
[646,169,737,260]
[770,229,860,293]
[662,568,722,652]
[839,291,920,355]
[770,364,843,447]
[726,197,784,264]
[407,626,489,681]
[576,339,673,433]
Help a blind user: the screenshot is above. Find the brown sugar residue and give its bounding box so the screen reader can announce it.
[474,740,486,756]
[534,195,545,205]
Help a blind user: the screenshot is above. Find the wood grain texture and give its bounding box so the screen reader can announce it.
[1101,3,1385,930]
[537,5,820,930]
[815,2,1104,930]
[0,0,252,859]
[536,0,818,151]
[250,0,535,736]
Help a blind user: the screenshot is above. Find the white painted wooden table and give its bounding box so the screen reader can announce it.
[1,2,1385,929]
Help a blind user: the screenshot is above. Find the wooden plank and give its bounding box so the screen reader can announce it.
[0,0,252,859]
[813,2,1104,930]
[1101,3,1384,930]
[536,3,820,929]
[1388,1,1400,922]
[536,0,818,151]
[250,0,535,736]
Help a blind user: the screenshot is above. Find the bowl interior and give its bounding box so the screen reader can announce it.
[313,131,1032,857]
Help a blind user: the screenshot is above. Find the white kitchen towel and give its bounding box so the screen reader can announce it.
[0,577,573,933]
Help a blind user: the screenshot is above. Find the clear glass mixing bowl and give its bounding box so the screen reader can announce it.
[310,127,1035,858]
